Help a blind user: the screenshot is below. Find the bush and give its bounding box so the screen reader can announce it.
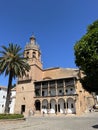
[0,114,24,119]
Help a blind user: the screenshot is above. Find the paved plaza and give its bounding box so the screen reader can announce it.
[0,112,98,130]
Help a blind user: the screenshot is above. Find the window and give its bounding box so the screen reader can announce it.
[33,52,36,58]
[42,82,48,88]
[35,89,39,96]
[57,80,63,87]
[35,83,41,89]
[59,90,62,93]
[0,88,1,90]
[21,105,25,113]
[3,95,5,99]
[49,81,55,87]
[66,89,68,93]
[42,91,45,96]
[2,105,4,107]
[26,52,29,58]
[70,88,73,91]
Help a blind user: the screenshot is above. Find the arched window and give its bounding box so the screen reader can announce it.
[33,51,36,58]
[26,52,29,58]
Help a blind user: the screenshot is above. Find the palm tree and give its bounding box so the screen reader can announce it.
[0,43,30,113]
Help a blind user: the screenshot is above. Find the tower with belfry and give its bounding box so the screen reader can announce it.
[15,35,95,116]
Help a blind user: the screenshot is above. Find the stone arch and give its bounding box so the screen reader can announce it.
[35,100,41,111]
[50,99,56,114]
[58,98,65,113]
[43,77,52,80]
[67,98,76,114]
[42,99,48,113]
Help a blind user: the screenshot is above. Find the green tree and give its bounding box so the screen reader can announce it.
[74,20,98,92]
[0,43,30,113]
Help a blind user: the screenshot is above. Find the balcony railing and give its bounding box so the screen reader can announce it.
[18,76,32,84]
[57,83,63,87]
[42,85,48,89]
[65,80,74,86]
[49,84,55,88]
[34,93,77,98]
[18,76,32,81]
[35,87,41,90]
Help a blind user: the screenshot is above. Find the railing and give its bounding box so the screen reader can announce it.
[58,92,64,96]
[65,80,74,86]
[34,93,78,98]
[18,76,32,81]
[42,85,48,89]
[57,83,63,87]
[49,83,55,87]
[35,93,41,97]
[35,86,41,89]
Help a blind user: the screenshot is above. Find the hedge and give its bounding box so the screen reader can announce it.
[0,114,24,119]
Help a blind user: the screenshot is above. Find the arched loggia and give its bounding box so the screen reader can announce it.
[35,100,41,111]
[67,98,76,114]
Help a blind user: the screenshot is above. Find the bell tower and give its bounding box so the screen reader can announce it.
[15,35,43,116]
[24,35,43,81]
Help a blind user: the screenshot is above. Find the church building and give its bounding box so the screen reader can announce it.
[15,35,95,116]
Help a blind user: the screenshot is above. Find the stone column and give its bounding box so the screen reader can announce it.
[41,83,42,96]
[48,82,50,96]
[56,100,58,115]
[48,100,50,114]
[63,80,65,95]
[40,100,42,114]
[55,80,58,96]
[66,99,68,114]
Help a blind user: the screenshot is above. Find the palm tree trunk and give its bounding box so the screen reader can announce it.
[5,71,12,113]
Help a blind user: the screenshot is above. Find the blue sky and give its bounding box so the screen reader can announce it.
[0,0,98,86]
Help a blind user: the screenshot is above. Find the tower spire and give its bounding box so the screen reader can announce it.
[30,35,36,44]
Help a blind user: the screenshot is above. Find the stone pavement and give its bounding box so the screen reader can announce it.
[0,112,98,130]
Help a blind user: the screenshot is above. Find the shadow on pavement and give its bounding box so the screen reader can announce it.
[92,124,98,129]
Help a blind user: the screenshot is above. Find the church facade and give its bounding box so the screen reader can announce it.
[15,36,95,116]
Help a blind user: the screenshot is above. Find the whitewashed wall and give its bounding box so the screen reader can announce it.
[9,90,16,114]
[0,87,16,114]
[0,87,7,113]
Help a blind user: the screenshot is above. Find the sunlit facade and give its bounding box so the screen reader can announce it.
[15,36,95,116]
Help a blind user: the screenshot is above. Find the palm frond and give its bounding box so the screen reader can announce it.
[0,43,30,78]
